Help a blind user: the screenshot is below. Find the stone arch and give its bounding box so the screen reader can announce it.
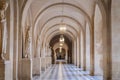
[39,24,78,46]
[34,2,91,27]
[33,2,92,41]
[38,15,84,38]
[42,30,75,51]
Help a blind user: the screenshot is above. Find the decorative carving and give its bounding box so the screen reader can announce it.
[24,27,31,58]
[0,0,8,21]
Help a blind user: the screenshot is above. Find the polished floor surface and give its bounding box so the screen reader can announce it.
[33,62,103,80]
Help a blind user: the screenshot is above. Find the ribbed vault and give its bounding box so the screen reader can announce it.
[21,0,96,48]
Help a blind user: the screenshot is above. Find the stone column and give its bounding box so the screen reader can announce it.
[65,49,68,63]
[77,36,80,67]
[102,1,112,80]
[79,34,81,67]
[81,24,86,71]
[74,40,77,66]
[48,48,52,66]
[82,31,86,71]
[54,50,56,64]
[48,47,51,67]
[0,21,2,60]
[44,47,47,70]
[90,25,95,76]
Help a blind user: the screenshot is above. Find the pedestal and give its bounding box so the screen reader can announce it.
[0,60,11,80]
[21,59,32,80]
[41,58,46,73]
[33,58,40,76]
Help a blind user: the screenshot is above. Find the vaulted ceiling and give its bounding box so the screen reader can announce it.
[21,0,99,48]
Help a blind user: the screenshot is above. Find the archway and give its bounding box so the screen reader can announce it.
[49,34,72,64]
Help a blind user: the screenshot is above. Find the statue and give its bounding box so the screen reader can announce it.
[0,0,8,60]
[24,27,31,58]
[0,0,8,21]
[1,22,7,60]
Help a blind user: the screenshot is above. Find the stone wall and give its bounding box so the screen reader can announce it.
[111,0,120,80]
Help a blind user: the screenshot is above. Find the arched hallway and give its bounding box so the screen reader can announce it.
[0,0,120,80]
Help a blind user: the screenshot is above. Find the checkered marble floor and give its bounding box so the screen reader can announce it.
[33,62,103,80]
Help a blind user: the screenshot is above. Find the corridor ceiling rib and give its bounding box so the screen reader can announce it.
[38,19,81,42]
[33,4,87,40]
[21,0,33,27]
[53,42,68,50]
[42,30,75,48]
[21,0,102,52]
[32,2,92,39]
[21,0,96,48]
[37,15,84,38]
[40,23,78,39]
[33,2,91,26]
[42,27,75,46]
[35,13,84,42]
[21,0,97,28]
[40,24,77,45]
[36,15,82,47]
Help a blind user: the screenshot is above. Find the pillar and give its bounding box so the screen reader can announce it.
[82,27,86,71]
[41,48,46,72]
[90,25,95,76]
[54,50,56,64]
[83,34,86,71]
[77,36,80,67]
[65,49,68,63]
[74,40,77,66]
[102,0,112,80]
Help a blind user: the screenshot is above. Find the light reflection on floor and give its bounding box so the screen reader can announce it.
[33,62,103,80]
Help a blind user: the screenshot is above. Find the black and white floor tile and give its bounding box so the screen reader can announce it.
[33,63,103,80]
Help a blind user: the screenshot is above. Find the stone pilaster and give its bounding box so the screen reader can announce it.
[77,36,80,68]
[82,31,86,71]
[102,0,112,80]
[65,49,68,63]
[90,25,95,76]
[74,40,77,65]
